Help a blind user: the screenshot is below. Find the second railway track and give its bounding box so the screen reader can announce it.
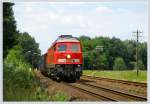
[65,82,147,101]
[82,75,147,87]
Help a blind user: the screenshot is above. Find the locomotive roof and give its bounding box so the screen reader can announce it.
[56,37,79,42]
[55,35,79,43]
[48,35,80,50]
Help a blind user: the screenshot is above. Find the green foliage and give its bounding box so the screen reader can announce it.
[3,46,47,101]
[97,53,108,69]
[3,3,18,58]
[113,57,126,70]
[138,42,147,69]
[3,3,41,67]
[79,37,93,52]
[17,32,41,68]
[3,45,33,100]
[79,35,147,70]
[138,60,145,70]
[3,46,70,101]
[50,91,71,101]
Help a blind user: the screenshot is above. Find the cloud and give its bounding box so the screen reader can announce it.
[61,15,84,25]
[48,12,59,20]
[13,2,148,53]
[96,6,113,13]
[48,2,85,5]
[25,6,33,12]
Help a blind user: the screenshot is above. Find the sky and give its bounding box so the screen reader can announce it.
[13,2,148,54]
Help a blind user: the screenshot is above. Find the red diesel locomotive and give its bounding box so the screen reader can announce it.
[40,35,83,82]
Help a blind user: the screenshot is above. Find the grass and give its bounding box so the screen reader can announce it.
[3,64,70,101]
[50,91,71,101]
[4,85,70,101]
[83,70,147,83]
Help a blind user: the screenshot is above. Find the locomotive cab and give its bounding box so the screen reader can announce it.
[54,42,82,81]
[55,42,82,64]
[42,35,83,82]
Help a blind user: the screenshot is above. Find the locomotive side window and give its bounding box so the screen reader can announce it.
[58,44,67,52]
[52,45,56,51]
[54,46,56,51]
[71,44,80,52]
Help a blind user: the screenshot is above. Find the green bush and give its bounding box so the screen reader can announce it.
[3,45,49,101]
[3,45,70,101]
[113,57,126,70]
[132,60,145,70]
[51,91,70,101]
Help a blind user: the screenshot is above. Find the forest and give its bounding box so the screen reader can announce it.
[78,35,147,70]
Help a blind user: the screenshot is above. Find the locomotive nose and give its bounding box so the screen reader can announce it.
[67,54,71,59]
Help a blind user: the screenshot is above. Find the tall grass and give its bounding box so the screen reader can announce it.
[83,70,147,83]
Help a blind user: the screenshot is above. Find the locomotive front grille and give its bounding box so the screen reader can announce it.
[56,64,82,78]
[65,64,73,69]
[57,64,80,70]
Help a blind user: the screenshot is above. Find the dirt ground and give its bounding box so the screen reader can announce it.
[35,70,104,101]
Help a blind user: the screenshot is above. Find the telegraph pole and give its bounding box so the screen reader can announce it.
[133,30,142,76]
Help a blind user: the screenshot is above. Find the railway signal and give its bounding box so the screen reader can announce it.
[95,45,104,52]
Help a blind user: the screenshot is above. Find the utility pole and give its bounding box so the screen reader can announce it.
[133,30,142,76]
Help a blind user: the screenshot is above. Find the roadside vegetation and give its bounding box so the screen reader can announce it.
[83,70,147,83]
[3,42,70,101]
[3,2,70,101]
[4,45,43,101]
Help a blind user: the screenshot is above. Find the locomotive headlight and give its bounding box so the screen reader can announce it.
[67,54,71,59]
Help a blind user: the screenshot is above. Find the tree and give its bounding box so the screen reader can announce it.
[3,3,18,58]
[78,35,147,70]
[17,32,41,68]
[123,40,136,69]
[137,60,145,70]
[79,35,91,40]
[113,57,126,70]
[97,53,108,70]
[139,42,147,70]
[83,55,92,70]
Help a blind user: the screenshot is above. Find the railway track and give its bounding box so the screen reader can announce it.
[81,82,147,101]
[36,71,147,101]
[82,75,147,87]
[66,82,147,101]
[64,83,116,101]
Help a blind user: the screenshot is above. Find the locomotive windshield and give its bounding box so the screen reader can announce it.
[70,44,80,52]
[57,43,80,52]
[58,44,67,52]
